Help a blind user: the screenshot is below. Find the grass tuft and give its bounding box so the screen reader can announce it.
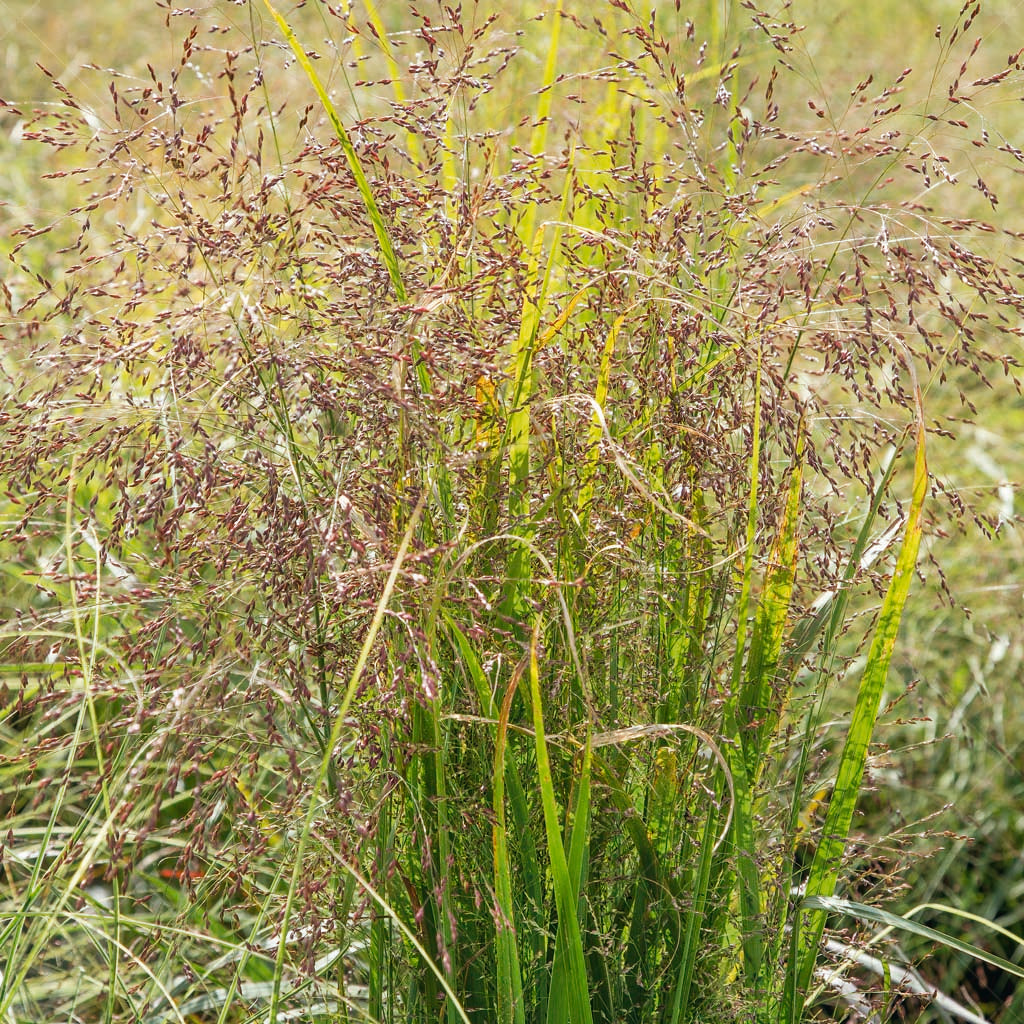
[2,2,1024,1023]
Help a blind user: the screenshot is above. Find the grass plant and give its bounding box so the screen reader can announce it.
[2,1,1024,1022]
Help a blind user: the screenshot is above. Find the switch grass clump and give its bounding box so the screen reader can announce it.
[1,2,1023,1022]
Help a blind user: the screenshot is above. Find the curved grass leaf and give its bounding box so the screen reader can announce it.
[803,896,1024,980]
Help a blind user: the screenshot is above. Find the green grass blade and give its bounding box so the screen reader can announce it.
[494,663,527,1024]
[358,0,423,168]
[721,738,763,987]
[258,0,435,497]
[771,446,906,993]
[499,1,566,624]
[780,446,903,678]
[577,311,627,533]
[730,346,763,701]
[528,1,562,160]
[802,896,1024,980]
[789,418,929,1017]
[504,157,575,623]
[723,347,765,984]
[422,705,460,1020]
[321,851,474,1024]
[443,608,547,999]
[514,0,563,252]
[548,731,592,1024]
[527,621,594,1024]
[668,801,719,1024]
[444,613,497,717]
[259,0,407,305]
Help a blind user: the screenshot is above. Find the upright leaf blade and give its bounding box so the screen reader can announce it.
[259,0,407,305]
[789,418,929,1019]
[743,421,805,774]
[527,621,594,1024]
[494,664,527,1024]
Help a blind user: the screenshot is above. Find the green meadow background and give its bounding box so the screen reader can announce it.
[1,1,1023,1022]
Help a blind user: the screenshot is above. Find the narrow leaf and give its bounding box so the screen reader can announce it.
[528,621,594,1024]
[803,896,1024,980]
[791,419,928,1013]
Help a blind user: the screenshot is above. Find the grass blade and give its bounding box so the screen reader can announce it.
[722,347,765,985]
[803,896,1024,980]
[494,661,528,1024]
[319,849,474,1024]
[259,0,407,305]
[742,419,805,775]
[788,415,929,1018]
[527,620,593,1024]
[548,730,592,1024]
